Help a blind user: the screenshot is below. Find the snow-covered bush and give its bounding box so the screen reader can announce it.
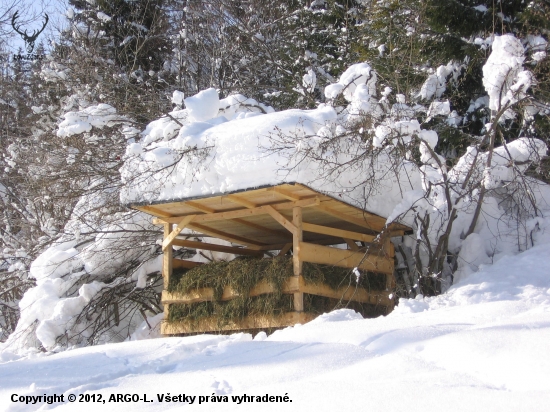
[3,104,166,352]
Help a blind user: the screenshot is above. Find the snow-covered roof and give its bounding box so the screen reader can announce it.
[121,94,419,223]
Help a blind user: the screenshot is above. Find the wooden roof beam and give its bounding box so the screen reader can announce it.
[224,194,257,209]
[269,186,302,201]
[233,219,291,239]
[153,197,320,225]
[135,205,174,218]
[187,197,287,238]
[185,201,216,214]
[195,195,292,239]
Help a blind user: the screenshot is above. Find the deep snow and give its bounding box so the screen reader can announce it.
[1,240,549,412]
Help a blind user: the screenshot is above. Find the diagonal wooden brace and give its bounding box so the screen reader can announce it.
[162,215,196,250]
[265,205,297,236]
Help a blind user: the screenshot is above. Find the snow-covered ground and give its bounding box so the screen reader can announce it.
[1,240,549,412]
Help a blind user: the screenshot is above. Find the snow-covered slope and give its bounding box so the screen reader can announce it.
[1,240,549,412]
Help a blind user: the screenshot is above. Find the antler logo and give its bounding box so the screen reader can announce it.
[11,11,49,54]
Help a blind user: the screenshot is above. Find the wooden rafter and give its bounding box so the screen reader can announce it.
[136,205,174,218]
[233,218,290,238]
[344,238,360,251]
[184,201,216,214]
[193,198,290,239]
[152,197,320,225]
[315,204,384,233]
[277,243,292,256]
[225,194,257,209]
[269,186,302,201]
[188,197,289,239]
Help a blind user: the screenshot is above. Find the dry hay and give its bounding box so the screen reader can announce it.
[167,256,388,328]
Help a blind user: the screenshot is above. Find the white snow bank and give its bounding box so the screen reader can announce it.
[2,241,550,411]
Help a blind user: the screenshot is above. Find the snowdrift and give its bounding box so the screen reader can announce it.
[1,239,549,411]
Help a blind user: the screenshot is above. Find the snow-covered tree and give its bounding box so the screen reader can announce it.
[1,0,548,351]
[166,0,364,109]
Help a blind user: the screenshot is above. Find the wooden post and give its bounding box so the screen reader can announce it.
[162,223,173,333]
[163,223,173,290]
[292,207,304,312]
[383,238,396,291]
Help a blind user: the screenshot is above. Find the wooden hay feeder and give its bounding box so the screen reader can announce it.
[132,183,409,336]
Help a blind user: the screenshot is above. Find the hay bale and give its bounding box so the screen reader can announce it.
[167,256,388,327]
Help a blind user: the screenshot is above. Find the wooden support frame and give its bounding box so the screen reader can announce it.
[162,276,392,306]
[233,218,290,239]
[265,205,297,235]
[162,278,288,304]
[162,223,173,322]
[153,197,320,225]
[162,223,173,290]
[162,215,195,250]
[298,242,394,275]
[139,184,408,336]
[277,243,292,256]
[137,205,173,218]
[302,222,375,243]
[225,194,257,209]
[162,199,289,242]
[344,238,360,251]
[185,201,216,214]
[269,186,302,201]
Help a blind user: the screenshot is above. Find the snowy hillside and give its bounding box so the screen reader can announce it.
[1,238,549,412]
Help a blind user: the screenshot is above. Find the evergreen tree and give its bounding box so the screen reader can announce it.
[170,0,364,109]
[355,0,550,161]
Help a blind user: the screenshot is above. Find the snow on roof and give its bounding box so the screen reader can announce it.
[121,91,419,221]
